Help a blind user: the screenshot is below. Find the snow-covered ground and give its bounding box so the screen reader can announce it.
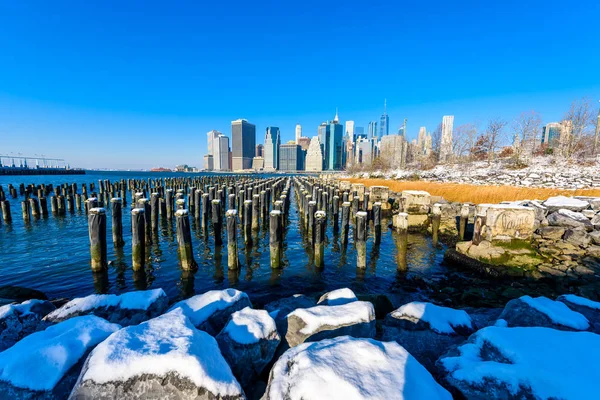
[168,288,250,327]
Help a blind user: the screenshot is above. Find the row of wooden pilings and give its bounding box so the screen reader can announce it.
[84,176,292,273]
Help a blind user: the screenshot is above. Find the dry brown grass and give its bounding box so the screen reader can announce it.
[341,178,600,204]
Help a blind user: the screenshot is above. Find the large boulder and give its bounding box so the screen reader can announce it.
[317,288,357,306]
[0,316,119,399]
[70,309,244,399]
[499,295,590,331]
[285,301,375,347]
[558,294,600,334]
[263,294,316,321]
[169,288,252,335]
[44,289,168,326]
[547,209,593,231]
[543,196,590,212]
[382,302,476,372]
[263,336,452,400]
[216,307,280,389]
[438,326,600,399]
[0,299,56,351]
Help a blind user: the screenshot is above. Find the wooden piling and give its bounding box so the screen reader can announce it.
[341,201,350,244]
[459,204,469,241]
[431,203,442,246]
[111,198,125,248]
[314,210,326,268]
[356,211,368,269]
[226,209,239,270]
[373,202,382,245]
[243,200,253,246]
[269,210,282,269]
[88,207,108,272]
[212,199,222,246]
[131,208,146,271]
[176,209,197,270]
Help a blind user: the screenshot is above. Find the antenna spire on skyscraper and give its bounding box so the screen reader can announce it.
[384,99,387,115]
[333,108,339,123]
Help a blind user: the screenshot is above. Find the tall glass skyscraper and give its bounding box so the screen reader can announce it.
[264,126,280,170]
[379,100,389,138]
[231,119,256,170]
[368,121,378,140]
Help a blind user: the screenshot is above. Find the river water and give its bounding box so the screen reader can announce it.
[0,171,568,307]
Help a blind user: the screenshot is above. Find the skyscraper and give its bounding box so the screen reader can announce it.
[305,136,323,172]
[379,100,389,138]
[345,121,355,143]
[295,124,302,144]
[439,115,454,162]
[231,119,256,170]
[214,134,230,171]
[355,126,366,140]
[207,130,221,156]
[279,142,304,171]
[264,126,280,170]
[368,121,378,140]
[317,110,344,171]
[318,122,330,170]
[255,144,264,157]
[541,122,562,146]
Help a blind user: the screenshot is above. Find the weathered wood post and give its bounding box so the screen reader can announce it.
[395,212,409,272]
[341,201,351,245]
[459,204,469,241]
[356,211,368,269]
[29,198,40,219]
[373,202,382,245]
[201,193,210,231]
[140,198,153,246]
[472,207,486,245]
[226,209,239,270]
[165,189,174,219]
[228,193,236,212]
[51,196,59,215]
[21,200,30,222]
[307,201,316,244]
[1,200,11,224]
[111,198,125,248]
[212,199,223,246]
[176,209,197,270]
[194,190,202,221]
[75,194,82,211]
[314,210,326,268]
[431,203,442,246]
[150,193,159,233]
[88,207,108,272]
[269,210,282,269]
[131,208,146,270]
[243,199,253,247]
[252,194,260,231]
[332,195,340,233]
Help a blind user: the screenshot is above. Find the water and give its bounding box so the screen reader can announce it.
[0,171,568,307]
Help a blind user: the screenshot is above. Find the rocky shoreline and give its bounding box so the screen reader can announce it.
[2,286,600,399]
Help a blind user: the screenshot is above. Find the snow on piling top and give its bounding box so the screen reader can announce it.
[45,289,166,321]
[223,307,278,345]
[266,336,452,400]
[390,302,473,334]
[440,326,600,400]
[79,309,243,397]
[175,209,189,217]
[317,288,358,306]
[289,301,374,336]
[520,295,589,330]
[0,315,120,391]
[169,289,250,327]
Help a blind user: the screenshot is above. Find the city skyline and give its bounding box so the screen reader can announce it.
[1,1,599,169]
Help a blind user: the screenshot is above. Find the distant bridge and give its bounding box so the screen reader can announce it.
[0,155,68,169]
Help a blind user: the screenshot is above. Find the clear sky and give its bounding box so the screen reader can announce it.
[1,0,599,169]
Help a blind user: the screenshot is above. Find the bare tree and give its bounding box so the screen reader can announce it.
[452,123,478,162]
[431,123,442,161]
[563,98,596,158]
[511,111,542,164]
[484,118,507,164]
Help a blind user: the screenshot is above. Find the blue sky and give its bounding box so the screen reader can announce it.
[1,0,599,169]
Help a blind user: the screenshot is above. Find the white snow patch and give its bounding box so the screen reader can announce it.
[318,288,358,306]
[169,289,250,327]
[441,326,600,399]
[494,319,508,327]
[391,302,473,334]
[558,294,600,310]
[223,307,277,345]
[46,289,166,320]
[289,301,374,336]
[0,316,120,391]
[543,196,589,209]
[557,209,590,222]
[520,295,589,330]
[80,309,242,397]
[267,335,452,400]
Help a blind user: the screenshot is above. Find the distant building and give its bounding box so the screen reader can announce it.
[252,157,264,171]
[255,144,264,157]
[214,134,230,171]
[279,142,304,171]
[439,115,454,162]
[305,136,323,172]
[207,130,221,156]
[264,126,281,171]
[379,100,389,138]
[541,122,562,146]
[355,138,375,165]
[345,120,355,143]
[297,136,311,151]
[355,126,366,141]
[204,155,214,171]
[231,119,256,170]
[380,134,408,168]
[295,124,302,144]
[368,121,378,140]
[317,110,344,171]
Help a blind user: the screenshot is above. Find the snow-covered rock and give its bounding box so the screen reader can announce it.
[438,326,600,399]
[263,336,452,400]
[169,288,252,335]
[70,309,244,399]
[0,299,55,351]
[547,209,593,230]
[216,307,280,388]
[558,294,600,334]
[264,294,316,321]
[543,196,590,212]
[317,288,357,306]
[44,289,168,326]
[285,301,375,347]
[0,316,119,399]
[382,302,476,373]
[499,295,590,331]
